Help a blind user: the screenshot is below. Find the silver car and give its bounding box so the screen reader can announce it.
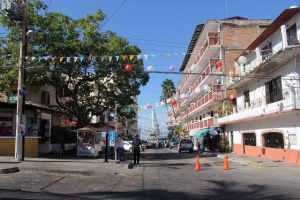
[178,139,193,153]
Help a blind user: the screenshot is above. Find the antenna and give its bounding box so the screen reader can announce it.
[225,0,228,19]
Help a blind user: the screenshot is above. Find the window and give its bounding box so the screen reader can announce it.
[265,77,283,104]
[41,91,50,105]
[263,132,284,149]
[243,90,249,105]
[286,24,298,45]
[243,133,256,146]
[262,42,272,61]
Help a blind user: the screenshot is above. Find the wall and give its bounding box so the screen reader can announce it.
[0,137,39,157]
[26,86,56,106]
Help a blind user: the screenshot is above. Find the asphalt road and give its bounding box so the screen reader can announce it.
[1,147,300,200]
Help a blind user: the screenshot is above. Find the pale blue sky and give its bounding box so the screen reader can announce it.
[2,0,299,136]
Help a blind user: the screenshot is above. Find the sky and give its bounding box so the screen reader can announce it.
[2,0,299,136]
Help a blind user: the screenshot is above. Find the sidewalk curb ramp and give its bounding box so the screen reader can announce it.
[0,167,20,174]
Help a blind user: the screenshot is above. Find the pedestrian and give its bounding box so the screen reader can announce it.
[199,136,204,153]
[117,134,124,162]
[132,134,142,164]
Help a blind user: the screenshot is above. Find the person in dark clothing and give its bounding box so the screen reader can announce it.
[132,134,142,164]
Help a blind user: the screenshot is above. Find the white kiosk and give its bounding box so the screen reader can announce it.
[76,127,102,158]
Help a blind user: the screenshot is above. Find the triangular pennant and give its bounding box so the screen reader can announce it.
[93,56,97,61]
[136,55,141,60]
[144,55,148,60]
[167,53,171,56]
[43,56,48,61]
[129,55,134,61]
[122,55,127,60]
[25,56,29,60]
[74,57,78,62]
[51,56,56,62]
[100,56,104,62]
[86,56,90,61]
[182,53,185,56]
[109,56,112,62]
[66,57,71,62]
[80,56,84,62]
[174,53,178,56]
[151,54,155,59]
[115,55,119,61]
[38,57,42,62]
[60,57,64,62]
[31,57,36,61]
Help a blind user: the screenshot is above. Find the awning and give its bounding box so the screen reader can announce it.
[189,129,200,137]
[194,128,210,138]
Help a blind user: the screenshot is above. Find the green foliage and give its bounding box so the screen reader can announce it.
[160,79,176,122]
[174,124,187,135]
[0,0,150,127]
[123,133,133,141]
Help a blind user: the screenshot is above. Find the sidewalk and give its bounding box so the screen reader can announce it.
[0,156,130,175]
[216,153,300,168]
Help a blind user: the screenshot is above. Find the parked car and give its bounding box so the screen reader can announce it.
[141,140,151,149]
[178,139,193,153]
[169,139,179,149]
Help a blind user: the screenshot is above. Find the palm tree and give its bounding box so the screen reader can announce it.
[160,79,177,123]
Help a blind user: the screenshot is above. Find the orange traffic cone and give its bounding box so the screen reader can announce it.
[223,155,230,170]
[195,155,201,171]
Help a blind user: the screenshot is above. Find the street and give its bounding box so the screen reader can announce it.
[1,147,300,200]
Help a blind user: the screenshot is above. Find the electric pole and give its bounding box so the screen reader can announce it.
[13,0,27,161]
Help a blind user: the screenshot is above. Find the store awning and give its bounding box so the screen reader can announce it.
[193,128,210,138]
[189,129,200,137]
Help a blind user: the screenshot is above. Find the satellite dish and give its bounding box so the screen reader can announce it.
[290,5,299,8]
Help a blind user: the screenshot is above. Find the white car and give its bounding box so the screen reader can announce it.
[123,141,145,152]
[123,141,133,152]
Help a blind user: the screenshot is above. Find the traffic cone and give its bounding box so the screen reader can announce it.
[223,155,230,170]
[194,155,201,171]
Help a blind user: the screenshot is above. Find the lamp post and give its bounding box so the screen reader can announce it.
[15,0,27,161]
[114,102,118,162]
[104,103,109,163]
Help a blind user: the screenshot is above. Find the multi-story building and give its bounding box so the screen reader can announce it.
[218,5,300,164]
[170,17,273,150]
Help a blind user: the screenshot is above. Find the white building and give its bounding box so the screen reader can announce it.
[218,5,300,164]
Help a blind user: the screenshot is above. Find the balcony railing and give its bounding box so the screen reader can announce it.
[180,58,223,105]
[181,84,224,119]
[186,118,215,130]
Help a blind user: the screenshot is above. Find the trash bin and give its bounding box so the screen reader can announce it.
[98,151,105,158]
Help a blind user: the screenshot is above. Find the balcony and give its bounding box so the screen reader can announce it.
[179,58,224,110]
[180,84,225,119]
[178,32,221,92]
[183,118,215,130]
[228,46,300,90]
[217,87,300,125]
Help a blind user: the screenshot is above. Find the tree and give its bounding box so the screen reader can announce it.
[0,0,150,128]
[160,78,177,122]
[173,124,187,137]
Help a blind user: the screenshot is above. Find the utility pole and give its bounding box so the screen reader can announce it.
[114,102,118,162]
[15,0,27,161]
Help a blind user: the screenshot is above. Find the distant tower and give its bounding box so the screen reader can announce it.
[151,109,160,137]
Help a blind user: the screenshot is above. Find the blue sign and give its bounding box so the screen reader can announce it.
[109,131,115,147]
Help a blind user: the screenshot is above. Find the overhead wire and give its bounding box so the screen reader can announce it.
[100,0,127,29]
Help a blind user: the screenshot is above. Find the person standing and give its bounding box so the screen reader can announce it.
[117,134,124,162]
[132,134,142,164]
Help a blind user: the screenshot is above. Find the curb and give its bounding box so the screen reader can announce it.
[0,167,20,174]
[216,154,265,167]
[19,167,95,176]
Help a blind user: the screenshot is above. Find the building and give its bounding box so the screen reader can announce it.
[218,5,300,165]
[170,17,273,150]
[0,85,62,157]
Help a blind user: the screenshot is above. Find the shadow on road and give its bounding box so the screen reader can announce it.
[0,180,292,200]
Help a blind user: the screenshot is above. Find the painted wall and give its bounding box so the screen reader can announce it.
[0,137,39,157]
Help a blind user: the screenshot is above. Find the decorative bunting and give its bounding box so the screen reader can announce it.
[100,56,104,62]
[115,55,119,61]
[74,57,78,62]
[122,55,127,60]
[137,55,141,60]
[66,57,71,62]
[129,55,134,61]
[109,56,112,62]
[51,56,56,62]
[60,57,64,62]
[144,55,148,60]
[79,56,84,62]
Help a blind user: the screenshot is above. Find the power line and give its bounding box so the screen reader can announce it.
[100,0,127,29]
[46,0,52,12]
